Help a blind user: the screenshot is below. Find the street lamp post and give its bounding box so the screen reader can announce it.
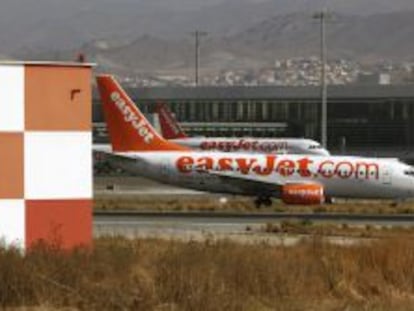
[313,9,330,148]
[190,30,207,86]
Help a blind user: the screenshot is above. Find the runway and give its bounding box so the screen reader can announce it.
[94,211,414,240]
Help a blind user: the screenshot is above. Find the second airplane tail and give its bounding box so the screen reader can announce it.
[155,102,188,139]
[96,75,190,152]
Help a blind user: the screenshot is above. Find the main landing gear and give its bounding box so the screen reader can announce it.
[390,199,406,207]
[254,196,272,209]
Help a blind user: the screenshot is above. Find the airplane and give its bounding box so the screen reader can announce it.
[96,74,414,207]
[155,102,330,156]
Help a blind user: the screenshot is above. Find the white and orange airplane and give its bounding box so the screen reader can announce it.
[97,75,414,207]
[155,102,330,156]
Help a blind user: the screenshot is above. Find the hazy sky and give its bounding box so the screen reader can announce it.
[2,0,414,14]
[0,0,413,55]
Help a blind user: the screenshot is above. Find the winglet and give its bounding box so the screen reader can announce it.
[155,102,188,139]
[96,75,190,152]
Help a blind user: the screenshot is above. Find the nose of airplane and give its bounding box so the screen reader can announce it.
[315,149,330,156]
[322,149,330,156]
[411,177,414,197]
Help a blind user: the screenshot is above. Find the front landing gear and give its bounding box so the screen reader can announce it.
[254,196,272,209]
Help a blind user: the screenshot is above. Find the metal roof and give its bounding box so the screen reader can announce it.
[0,61,96,67]
[93,84,414,101]
[130,85,414,101]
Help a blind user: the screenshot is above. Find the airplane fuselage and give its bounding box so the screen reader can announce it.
[111,152,414,200]
[170,137,330,156]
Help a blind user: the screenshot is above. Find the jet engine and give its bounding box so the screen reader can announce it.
[281,184,325,205]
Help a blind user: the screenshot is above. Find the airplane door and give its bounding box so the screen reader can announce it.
[381,165,392,185]
[160,159,171,179]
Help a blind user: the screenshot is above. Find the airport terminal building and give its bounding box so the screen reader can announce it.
[93,84,414,160]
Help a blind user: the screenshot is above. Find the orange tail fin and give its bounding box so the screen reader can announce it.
[155,102,188,139]
[96,75,190,152]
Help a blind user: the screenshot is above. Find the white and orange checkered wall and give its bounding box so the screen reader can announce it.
[0,62,93,249]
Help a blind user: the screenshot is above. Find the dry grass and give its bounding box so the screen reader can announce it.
[262,220,414,239]
[94,195,254,212]
[2,236,414,310]
[94,194,414,214]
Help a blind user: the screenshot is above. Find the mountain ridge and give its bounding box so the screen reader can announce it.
[2,0,414,54]
[4,2,414,73]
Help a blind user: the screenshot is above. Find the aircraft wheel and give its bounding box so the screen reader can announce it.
[391,199,406,207]
[254,197,272,208]
[254,198,262,209]
[263,198,272,207]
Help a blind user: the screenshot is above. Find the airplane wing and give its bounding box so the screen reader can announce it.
[205,170,283,197]
[205,170,321,198]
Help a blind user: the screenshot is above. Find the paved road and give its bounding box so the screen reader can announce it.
[94,211,414,238]
[95,211,414,223]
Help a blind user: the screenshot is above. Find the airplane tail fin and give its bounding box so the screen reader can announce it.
[96,75,190,152]
[155,102,188,139]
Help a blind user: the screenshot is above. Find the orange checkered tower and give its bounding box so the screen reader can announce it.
[0,62,93,250]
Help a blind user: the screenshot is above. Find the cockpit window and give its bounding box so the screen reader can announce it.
[404,170,414,177]
[309,145,322,150]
